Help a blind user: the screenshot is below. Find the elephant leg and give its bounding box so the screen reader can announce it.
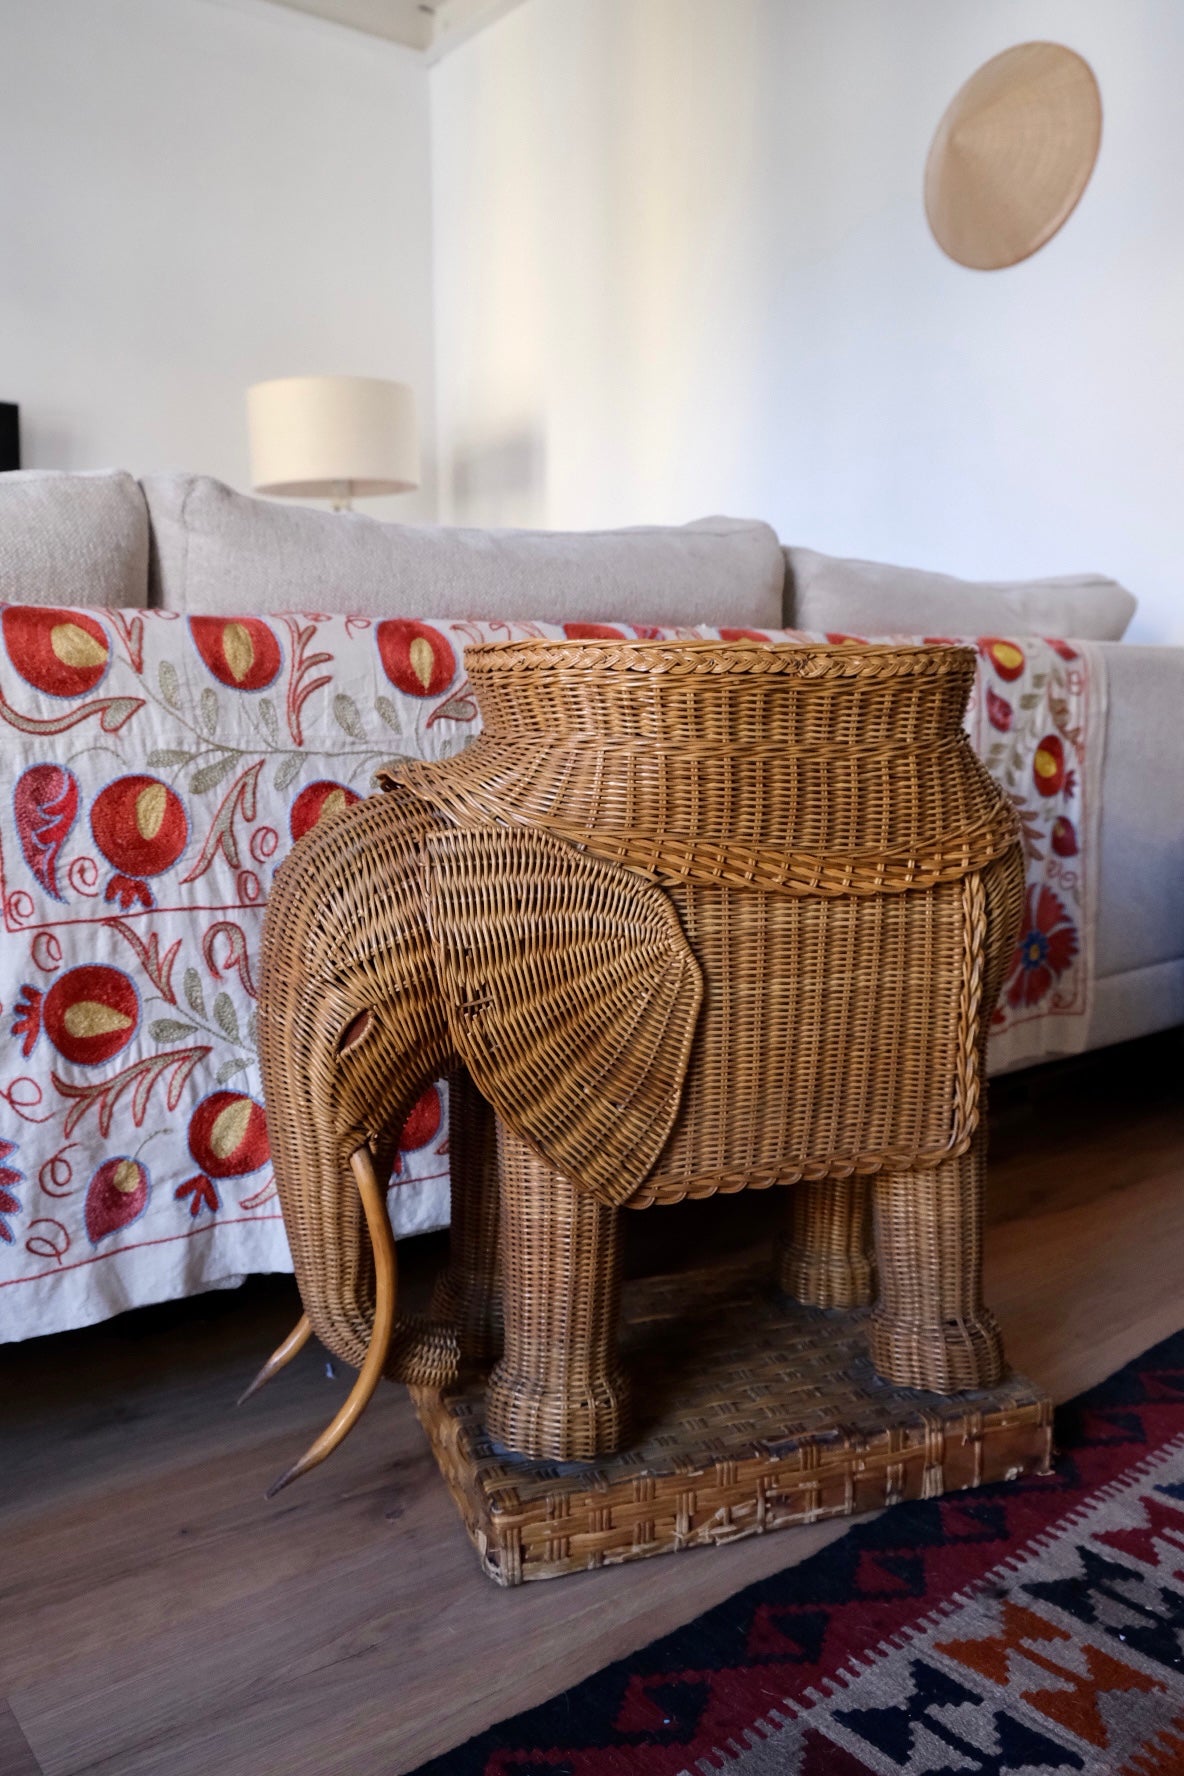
[485,1121,630,1462]
[868,1130,1005,1392]
[776,1176,874,1309]
[430,1069,502,1366]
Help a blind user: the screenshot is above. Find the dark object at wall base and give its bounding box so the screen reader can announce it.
[0,404,20,471]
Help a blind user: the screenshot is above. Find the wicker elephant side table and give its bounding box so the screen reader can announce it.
[247,640,1053,1580]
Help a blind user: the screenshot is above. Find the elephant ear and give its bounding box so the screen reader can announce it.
[424,826,703,1207]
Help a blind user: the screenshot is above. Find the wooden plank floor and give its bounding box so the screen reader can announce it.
[2,1032,1181,1776]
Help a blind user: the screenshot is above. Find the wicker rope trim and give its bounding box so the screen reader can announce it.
[462,728,972,761]
[460,638,971,682]
[399,771,1019,898]
[627,1143,973,1207]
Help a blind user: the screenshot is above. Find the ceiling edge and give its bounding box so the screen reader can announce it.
[424,0,530,64]
[202,0,428,61]
[218,0,529,60]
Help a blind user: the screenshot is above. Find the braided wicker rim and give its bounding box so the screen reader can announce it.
[462,639,971,681]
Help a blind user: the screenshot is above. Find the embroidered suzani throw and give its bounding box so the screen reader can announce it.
[0,611,1102,1339]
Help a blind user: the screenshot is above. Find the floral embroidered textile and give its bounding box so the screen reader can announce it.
[0,613,1101,1339]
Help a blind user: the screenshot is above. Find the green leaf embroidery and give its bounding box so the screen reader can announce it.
[213,992,240,1042]
[375,695,403,734]
[274,754,302,792]
[259,698,280,744]
[216,1056,252,1084]
[150,1017,197,1043]
[100,698,143,733]
[200,687,219,735]
[183,967,206,1018]
[189,752,238,794]
[158,660,180,709]
[333,692,363,738]
[146,748,194,768]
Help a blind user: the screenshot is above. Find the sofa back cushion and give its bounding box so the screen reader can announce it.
[785,545,1136,640]
[142,473,784,628]
[0,470,149,608]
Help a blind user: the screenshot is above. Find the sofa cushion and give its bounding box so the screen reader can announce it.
[142,473,784,628]
[785,546,1136,640]
[0,470,149,608]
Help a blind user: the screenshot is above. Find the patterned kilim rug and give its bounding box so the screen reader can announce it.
[411,1328,1184,1776]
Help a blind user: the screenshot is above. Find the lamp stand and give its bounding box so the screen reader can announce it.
[329,481,354,513]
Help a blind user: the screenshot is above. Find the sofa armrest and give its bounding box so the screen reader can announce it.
[1094,643,1184,980]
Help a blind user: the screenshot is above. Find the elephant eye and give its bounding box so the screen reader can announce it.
[337,1010,373,1053]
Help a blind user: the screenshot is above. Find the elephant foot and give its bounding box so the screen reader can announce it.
[778,1242,875,1310]
[385,1315,461,1388]
[485,1361,632,1463]
[866,1308,1005,1394]
[777,1176,875,1310]
[431,1268,503,1367]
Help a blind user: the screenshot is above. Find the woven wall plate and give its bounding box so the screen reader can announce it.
[925,41,1102,270]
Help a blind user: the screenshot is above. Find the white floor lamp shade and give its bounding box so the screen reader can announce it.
[247,375,419,506]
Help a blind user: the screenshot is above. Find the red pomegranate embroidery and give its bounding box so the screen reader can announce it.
[1051,815,1079,857]
[179,1091,270,1220]
[187,1092,270,1179]
[289,781,360,841]
[391,1084,442,1177]
[12,965,140,1064]
[14,762,79,900]
[1033,734,1066,797]
[2,607,109,697]
[376,620,455,697]
[399,1085,441,1152]
[85,1157,150,1244]
[563,623,627,640]
[189,616,282,690]
[986,687,1013,733]
[90,777,189,912]
[981,638,1025,682]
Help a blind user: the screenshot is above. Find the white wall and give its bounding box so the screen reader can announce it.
[0,0,437,520]
[431,0,1184,641]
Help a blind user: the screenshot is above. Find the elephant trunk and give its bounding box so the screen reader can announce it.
[259,1084,459,1494]
[252,788,462,1487]
[263,1048,456,1383]
[265,1144,399,1495]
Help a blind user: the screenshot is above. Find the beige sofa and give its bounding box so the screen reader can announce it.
[2,466,1182,1063]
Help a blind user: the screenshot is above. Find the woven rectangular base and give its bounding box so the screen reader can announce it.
[411,1256,1053,1586]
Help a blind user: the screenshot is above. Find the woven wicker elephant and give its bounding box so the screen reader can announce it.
[249,641,1024,1494]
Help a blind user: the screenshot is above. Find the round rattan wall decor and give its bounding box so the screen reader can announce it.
[925,42,1102,270]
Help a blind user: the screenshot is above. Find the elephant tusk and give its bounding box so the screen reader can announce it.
[266,1143,396,1498]
[236,1313,312,1407]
